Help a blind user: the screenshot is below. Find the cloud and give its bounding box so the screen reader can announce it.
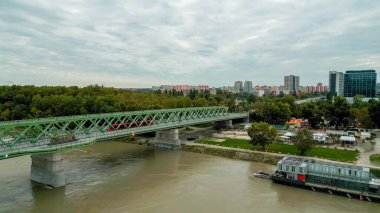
[0,0,379,87]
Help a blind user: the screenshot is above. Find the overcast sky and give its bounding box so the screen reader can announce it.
[1,0,379,88]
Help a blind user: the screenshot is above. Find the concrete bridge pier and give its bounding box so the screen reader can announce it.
[154,129,181,149]
[31,152,65,188]
[213,120,233,130]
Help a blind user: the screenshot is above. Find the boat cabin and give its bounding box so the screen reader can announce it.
[276,157,380,193]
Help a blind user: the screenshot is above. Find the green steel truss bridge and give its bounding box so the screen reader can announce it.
[0,107,248,159]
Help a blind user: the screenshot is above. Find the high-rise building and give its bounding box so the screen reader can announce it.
[329,71,345,96]
[344,70,377,97]
[243,81,253,93]
[376,83,380,96]
[284,75,300,94]
[234,81,243,93]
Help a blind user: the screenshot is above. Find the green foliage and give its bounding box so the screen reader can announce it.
[0,85,222,121]
[293,129,314,155]
[350,107,374,129]
[324,96,352,129]
[368,100,380,128]
[370,154,380,164]
[250,101,291,125]
[296,102,324,128]
[247,122,277,147]
[199,138,254,149]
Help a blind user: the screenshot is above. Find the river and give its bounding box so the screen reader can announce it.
[1,141,379,213]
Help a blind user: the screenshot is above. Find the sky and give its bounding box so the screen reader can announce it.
[0,0,380,88]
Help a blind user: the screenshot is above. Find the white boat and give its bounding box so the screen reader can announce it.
[253,170,271,179]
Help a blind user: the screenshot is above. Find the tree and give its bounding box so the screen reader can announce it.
[350,107,374,129]
[247,94,258,104]
[193,97,208,107]
[278,95,296,115]
[247,122,277,147]
[251,101,291,125]
[294,129,314,156]
[297,103,323,129]
[325,96,352,129]
[369,100,380,128]
[1,109,11,120]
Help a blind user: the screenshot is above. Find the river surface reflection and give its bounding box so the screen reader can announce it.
[0,141,379,212]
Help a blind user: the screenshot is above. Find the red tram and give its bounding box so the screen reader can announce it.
[107,119,153,132]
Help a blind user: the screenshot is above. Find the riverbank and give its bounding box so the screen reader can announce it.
[198,138,359,163]
[182,142,283,165]
[182,142,380,172]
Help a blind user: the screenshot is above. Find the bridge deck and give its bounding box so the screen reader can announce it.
[0,107,247,159]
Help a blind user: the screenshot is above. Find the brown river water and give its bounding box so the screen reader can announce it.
[1,141,379,213]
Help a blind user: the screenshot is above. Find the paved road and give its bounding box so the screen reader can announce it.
[357,137,380,166]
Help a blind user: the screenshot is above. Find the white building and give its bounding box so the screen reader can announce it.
[329,71,345,96]
[243,81,253,93]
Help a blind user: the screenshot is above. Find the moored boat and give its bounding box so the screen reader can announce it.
[271,157,380,203]
[253,170,271,179]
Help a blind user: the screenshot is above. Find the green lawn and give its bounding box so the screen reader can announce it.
[370,154,380,164]
[198,138,358,163]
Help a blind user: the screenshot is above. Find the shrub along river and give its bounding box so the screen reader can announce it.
[0,141,379,212]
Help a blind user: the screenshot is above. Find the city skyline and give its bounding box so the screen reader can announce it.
[1,0,380,88]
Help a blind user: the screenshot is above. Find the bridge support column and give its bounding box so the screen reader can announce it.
[31,152,65,188]
[154,129,181,149]
[213,120,233,130]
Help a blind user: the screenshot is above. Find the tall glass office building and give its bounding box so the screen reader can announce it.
[344,70,377,97]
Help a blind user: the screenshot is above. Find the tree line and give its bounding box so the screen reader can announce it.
[247,95,380,129]
[0,85,235,121]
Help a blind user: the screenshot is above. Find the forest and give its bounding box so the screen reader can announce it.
[0,85,233,121]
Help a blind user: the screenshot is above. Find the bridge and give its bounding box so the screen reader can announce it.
[0,107,248,187]
[295,96,325,105]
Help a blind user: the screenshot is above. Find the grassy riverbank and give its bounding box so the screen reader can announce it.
[370,154,380,164]
[198,139,359,163]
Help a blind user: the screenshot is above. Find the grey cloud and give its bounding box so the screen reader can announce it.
[0,0,379,87]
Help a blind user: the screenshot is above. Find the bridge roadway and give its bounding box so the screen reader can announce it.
[295,96,324,105]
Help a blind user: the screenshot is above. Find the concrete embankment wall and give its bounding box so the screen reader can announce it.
[182,144,284,165]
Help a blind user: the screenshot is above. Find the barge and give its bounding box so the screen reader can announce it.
[271,157,380,203]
